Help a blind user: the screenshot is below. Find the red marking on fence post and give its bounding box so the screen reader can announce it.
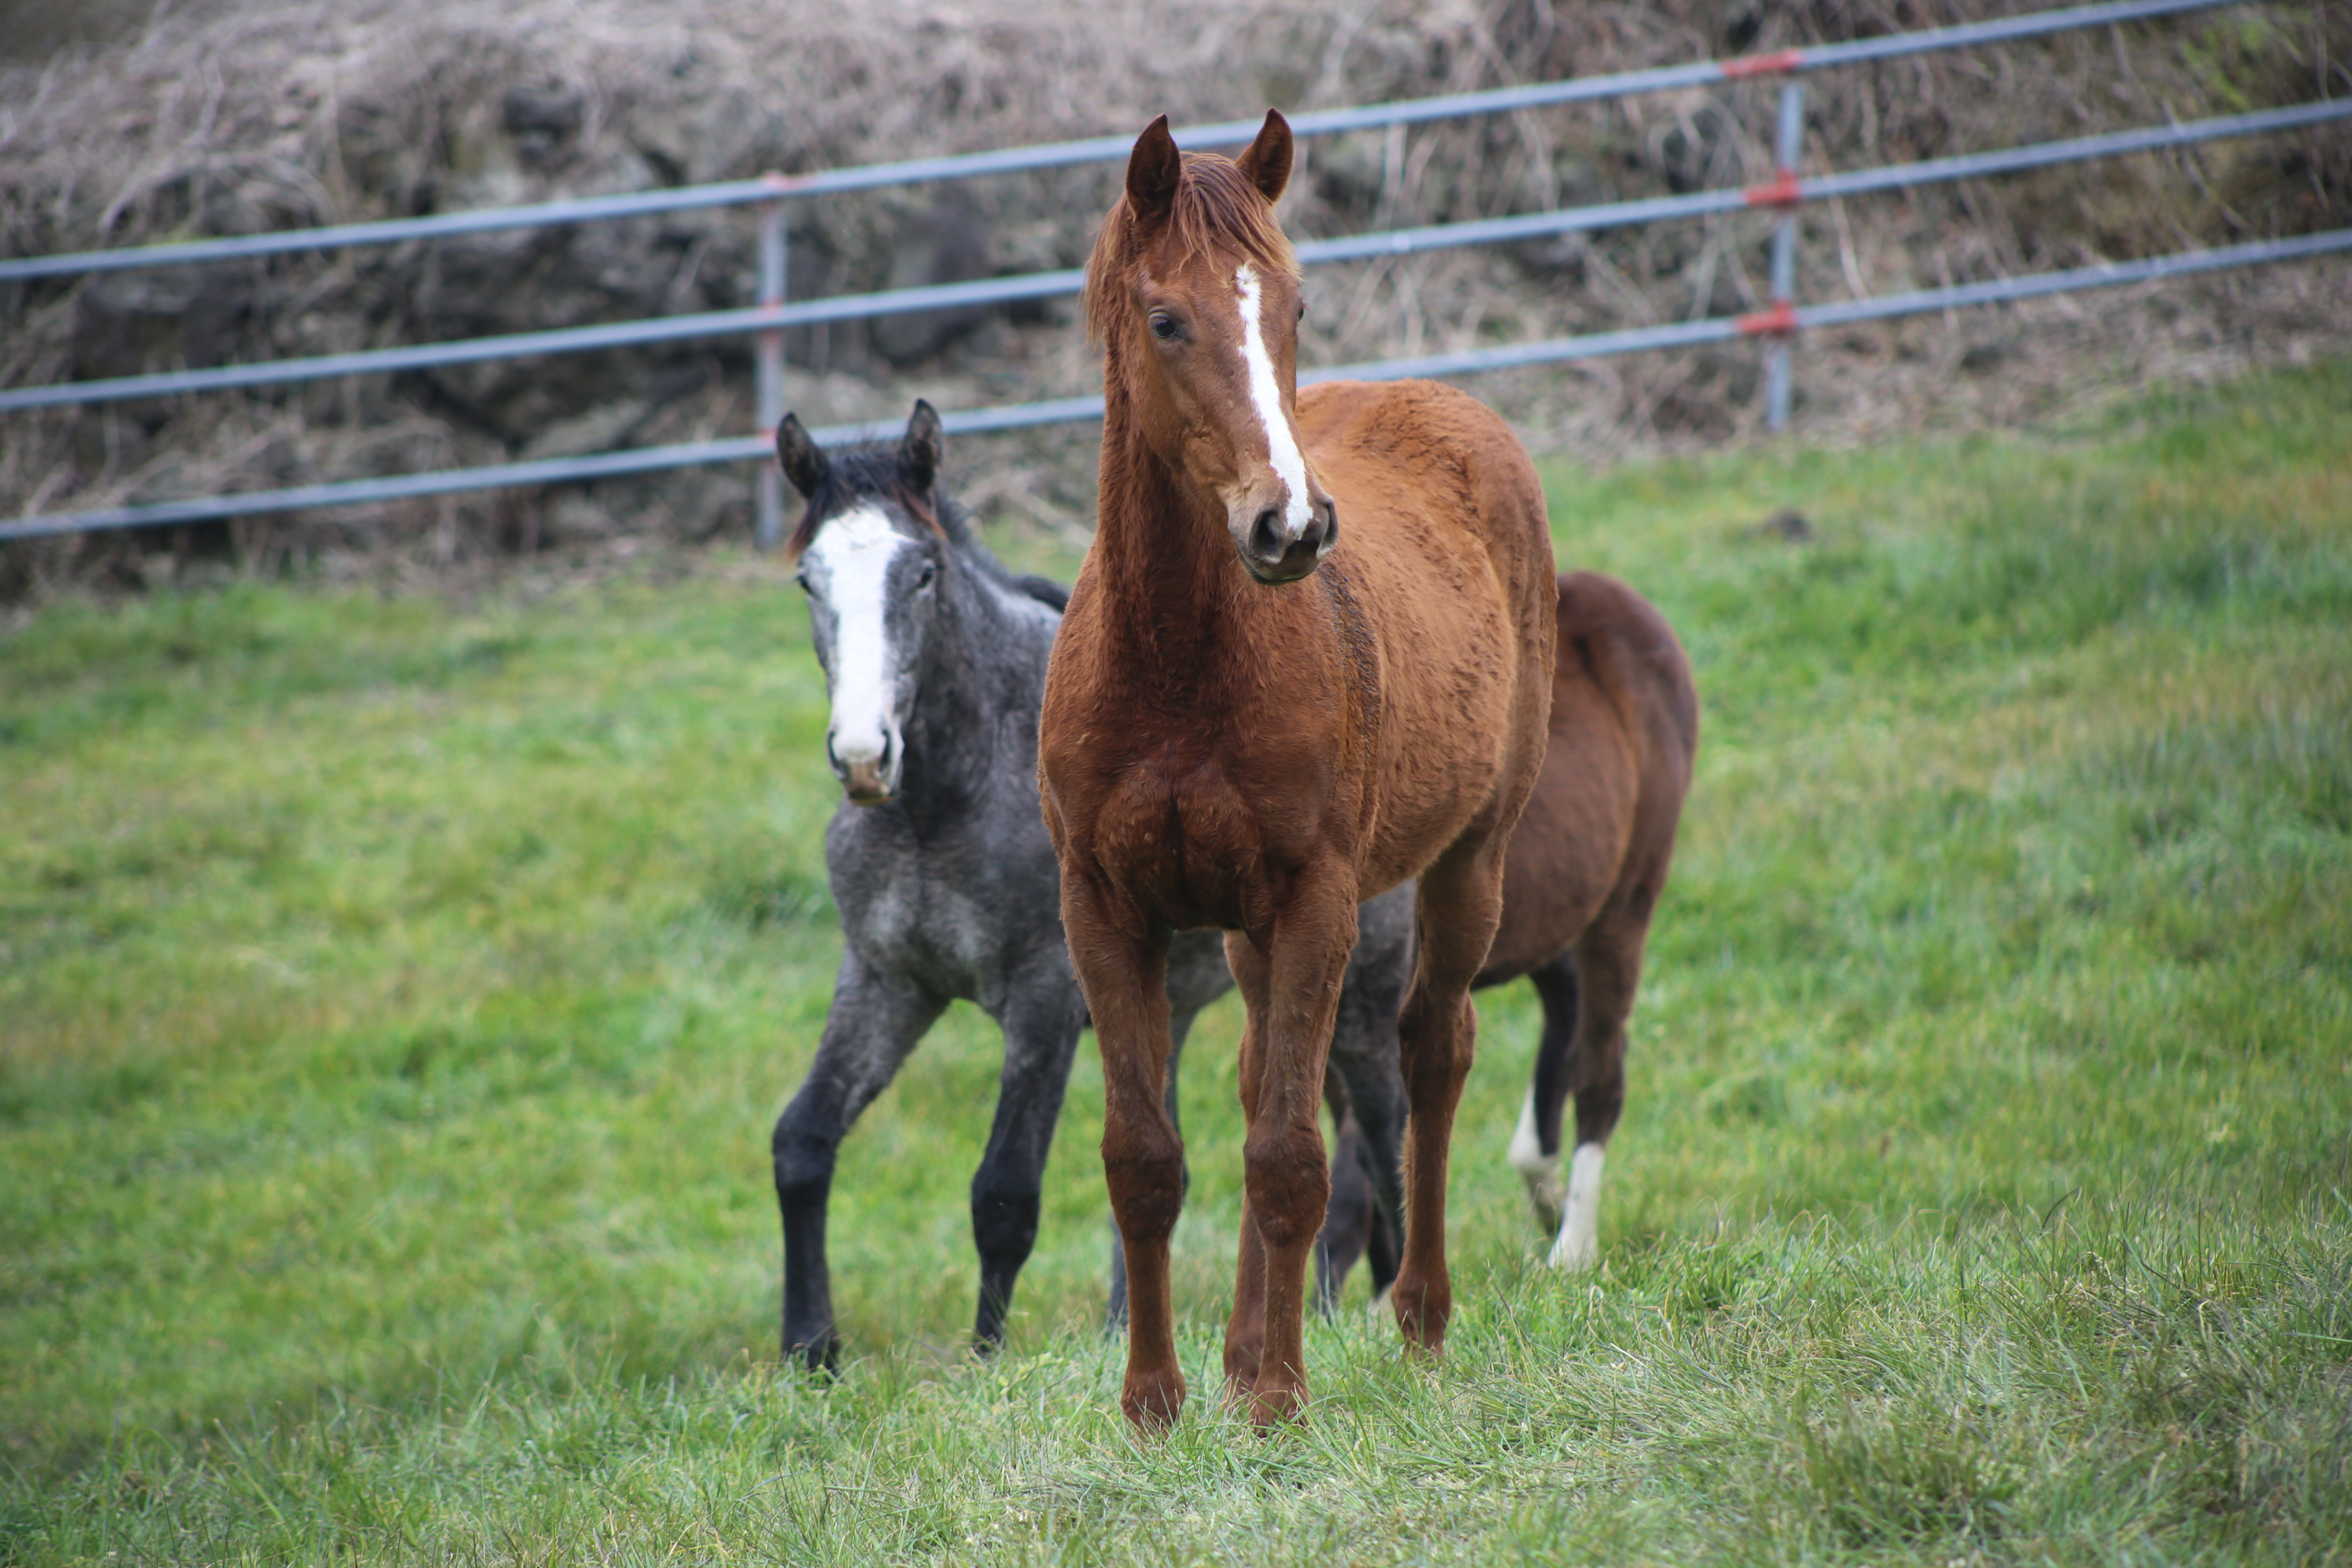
[1721,49,1804,80]
[1744,172,1804,208]
[1738,301,1799,337]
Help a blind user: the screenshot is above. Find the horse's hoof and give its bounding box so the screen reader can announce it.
[783,1335,841,1379]
[1247,1380,1310,1427]
[1121,1372,1187,1431]
[1546,1229,1599,1271]
[1389,1278,1450,1356]
[1508,1094,1566,1233]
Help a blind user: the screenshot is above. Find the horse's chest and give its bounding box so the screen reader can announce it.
[1091,751,1294,930]
[830,816,1054,994]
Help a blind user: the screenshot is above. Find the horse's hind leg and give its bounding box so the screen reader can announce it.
[1315,1089,1370,1314]
[1543,910,1651,1270]
[1389,839,1508,1357]
[774,953,944,1370]
[1315,899,1410,1314]
[971,965,1091,1352]
[1507,954,1581,1236]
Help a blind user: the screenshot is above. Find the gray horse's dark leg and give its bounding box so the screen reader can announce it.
[1313,890,1412,1313]
[970,973,1091,1351]
[1314,1046,1407,1313]
[774,954,943,1371]
[1104,1010,1197,1330]
[1316,1097,1370,1312]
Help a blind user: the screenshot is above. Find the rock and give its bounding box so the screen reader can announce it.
[502,84,585,172]
[70,262,270,384]
[518,401,657,463]
[869,197,993,367]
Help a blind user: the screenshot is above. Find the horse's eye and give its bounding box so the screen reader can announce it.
[1149,311,1180,342]
[1296,301,1307,322]
[916,561,937,589]
[794,570,812,594]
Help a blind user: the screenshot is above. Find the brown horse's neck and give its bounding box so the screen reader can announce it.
[1090,369,1256,681]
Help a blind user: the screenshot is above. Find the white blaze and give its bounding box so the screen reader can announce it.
[1547,1143,1607,1270]
[801,505,908,766]
[1233,263,1315,539]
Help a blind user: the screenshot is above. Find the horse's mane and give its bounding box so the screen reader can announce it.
[1083,151,1299,345]
[787,443,1069,614]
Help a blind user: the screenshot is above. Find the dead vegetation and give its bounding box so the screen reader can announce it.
[2,0,2347,597]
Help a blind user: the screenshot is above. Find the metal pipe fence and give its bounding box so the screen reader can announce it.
[3,0,2343,545]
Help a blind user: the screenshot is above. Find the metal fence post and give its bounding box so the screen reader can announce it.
[755,177,790,550]
[1765,80,1805,431]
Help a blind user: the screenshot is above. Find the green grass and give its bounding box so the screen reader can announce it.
[3,359,2349,1564]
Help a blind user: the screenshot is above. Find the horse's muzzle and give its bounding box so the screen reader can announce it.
[830,731,900,805]
[1234,496,1338,584]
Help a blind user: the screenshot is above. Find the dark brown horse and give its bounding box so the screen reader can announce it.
[1038,111,1556,1428]
[1318,569,1698,1299]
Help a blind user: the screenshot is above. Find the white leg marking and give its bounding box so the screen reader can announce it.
[801,506,908,767]
[1546,1143,1606,1270]
[1232,264,1314,539]
[1507,1089,1566,1232]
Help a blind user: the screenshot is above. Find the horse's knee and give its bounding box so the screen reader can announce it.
[1396,989,1474,1092]
[971,1183,1042,1265]
[1103,1131,1185,1240]
[771,1104,839,1200]
[1243,1127,1332,1251]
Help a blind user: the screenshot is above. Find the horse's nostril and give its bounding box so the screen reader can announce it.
[1317,499,1338,547]
[1251,508,1283,560]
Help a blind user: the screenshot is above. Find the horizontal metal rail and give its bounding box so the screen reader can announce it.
[9,97,2340,416]
[10,226,2343,543]
[0,0,2248,284]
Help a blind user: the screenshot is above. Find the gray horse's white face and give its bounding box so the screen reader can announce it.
[795,504,941,804]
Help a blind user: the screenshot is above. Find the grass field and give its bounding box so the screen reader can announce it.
[3,359,2348,1565]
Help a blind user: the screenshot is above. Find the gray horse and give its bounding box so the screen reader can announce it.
[769,403,1412,1368]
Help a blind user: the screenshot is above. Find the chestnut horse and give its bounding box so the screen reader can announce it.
[1038,111,1556,1427]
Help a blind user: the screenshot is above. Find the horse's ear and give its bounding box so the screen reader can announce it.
[1125,115,1180,229]
[1234,109,1292,206]
[776,414,827,499]
[900,400,944,495]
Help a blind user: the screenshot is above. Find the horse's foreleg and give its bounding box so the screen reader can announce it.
[971,971,1089,1351]
[1066,881,1185,1429]
[1106,1008,1198,1332]
[1226,882,1354,1425]
[1390,842,1507,1357]
[774,956,944,1370]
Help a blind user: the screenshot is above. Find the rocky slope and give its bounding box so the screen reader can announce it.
[2,0,2346,593]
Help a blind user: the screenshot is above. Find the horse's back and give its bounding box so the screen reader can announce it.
[1298,379,1548,563]
[1297,378,1557,892]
